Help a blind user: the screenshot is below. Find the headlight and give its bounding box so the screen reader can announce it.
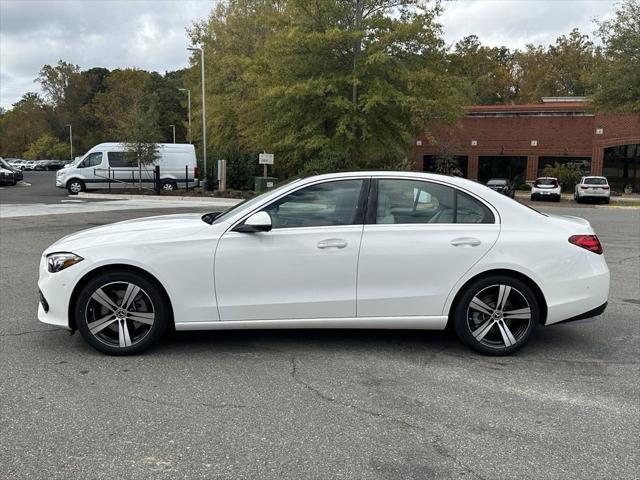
[47,252,83,273]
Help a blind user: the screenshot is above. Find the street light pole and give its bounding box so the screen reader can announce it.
[178,88,191,143]
[187,46,206,189]
[66,124,73,160]
[170,124,176,144]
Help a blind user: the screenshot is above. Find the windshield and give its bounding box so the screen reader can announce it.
[210,178,301,224]
[585,177,607,185]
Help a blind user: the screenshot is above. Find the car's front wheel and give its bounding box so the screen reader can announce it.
[453,275,539,355]
[74,270,170,355]
[67,179,85,194]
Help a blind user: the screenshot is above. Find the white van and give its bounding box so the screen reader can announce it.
[56,143,199,194]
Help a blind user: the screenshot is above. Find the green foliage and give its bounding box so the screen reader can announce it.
[188,0,465,178]
[542,162,583,191]
[434,154,462,176]
[118,93,162,167]
[222,151,262,190]
[592,0,640,113]
[23,133,69,160]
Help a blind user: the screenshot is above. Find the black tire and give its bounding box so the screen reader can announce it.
[160,180,177,191]
[74,270,170,355]
[530,195,535,201]
[603,198,610,204]
[67,179,85,195]
[453,275,539,356]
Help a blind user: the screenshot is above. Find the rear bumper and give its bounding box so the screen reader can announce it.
[532,192,560,200]
[551,302,607,325]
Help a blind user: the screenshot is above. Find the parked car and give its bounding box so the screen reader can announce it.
[38,171,610,356]
[45,160,67,171]
[0,166,16,186]
[575,176,610,204]
[56,142,198,194]
[0,157,24,182]
[6,159,26,170]
[531,177,561,202]
[23,160,38,170]
[486,178,515,198]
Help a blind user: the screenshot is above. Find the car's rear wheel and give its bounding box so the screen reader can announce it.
[75,271,169,355]
[67,179,85,194]
[453,275,539,355]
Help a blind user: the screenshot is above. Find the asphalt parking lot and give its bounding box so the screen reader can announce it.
[1,179,639,479]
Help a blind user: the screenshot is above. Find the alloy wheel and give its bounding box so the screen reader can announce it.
[466,284,532,350]
[85,281,156,348]
[70,182,82,194]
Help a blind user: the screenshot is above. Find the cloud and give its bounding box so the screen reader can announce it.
[0,0,214,109]
[0,0,619,110]
[439,0,616,49]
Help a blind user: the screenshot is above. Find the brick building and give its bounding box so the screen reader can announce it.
[415,98,640,192]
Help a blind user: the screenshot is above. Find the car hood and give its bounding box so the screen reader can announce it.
[46,213,211,253]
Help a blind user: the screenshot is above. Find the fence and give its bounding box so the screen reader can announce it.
[92,165,196,194]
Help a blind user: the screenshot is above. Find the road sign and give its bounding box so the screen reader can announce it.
[259,153,274,165]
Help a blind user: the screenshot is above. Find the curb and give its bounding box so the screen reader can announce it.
[76,192,242,205]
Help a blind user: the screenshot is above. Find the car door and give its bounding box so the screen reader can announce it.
[77,151,105,187]
[214,178,368,321]
[357,178,500,317]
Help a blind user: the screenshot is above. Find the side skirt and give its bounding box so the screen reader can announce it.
[174,316,448,331]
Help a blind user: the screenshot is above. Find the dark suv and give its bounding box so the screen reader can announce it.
[486,178,515,198]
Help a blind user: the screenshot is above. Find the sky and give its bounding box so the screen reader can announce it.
[0,0,618,110]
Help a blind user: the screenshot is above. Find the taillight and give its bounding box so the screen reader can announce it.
[194,166,200,178]
[580,186,589,189]
[569,235,603,254]
[602,185,610,190]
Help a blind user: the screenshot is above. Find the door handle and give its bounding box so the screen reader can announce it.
[450,237,481,247]
[317,239,347,249]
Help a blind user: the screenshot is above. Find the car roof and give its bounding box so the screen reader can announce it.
[536,177,558,180]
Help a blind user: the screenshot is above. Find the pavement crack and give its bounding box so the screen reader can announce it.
[0,328,61,337]
[289,355,485,480]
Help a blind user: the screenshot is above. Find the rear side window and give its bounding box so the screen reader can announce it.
[374,179,494,225]
[108,152,127,167]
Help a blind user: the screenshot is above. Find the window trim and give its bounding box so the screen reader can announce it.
[230,177,371,232]
[367,178,497,226]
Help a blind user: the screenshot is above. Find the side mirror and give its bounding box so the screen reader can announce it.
[234,211,272,233]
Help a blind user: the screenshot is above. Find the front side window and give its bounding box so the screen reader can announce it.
[263,179,364,229]
[81,152,103,168]
[375,179,494,224]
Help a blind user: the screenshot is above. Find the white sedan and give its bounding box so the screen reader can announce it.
[38,172,610,355]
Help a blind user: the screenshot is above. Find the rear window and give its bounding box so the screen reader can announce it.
[535,179,559,187]
[487,180,506,186]
[585,177,607,185]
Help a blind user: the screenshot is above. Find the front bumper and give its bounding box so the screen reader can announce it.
[37,255,77,329]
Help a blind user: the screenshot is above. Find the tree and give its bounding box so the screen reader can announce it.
[592,0,640,113]
[117,92,162,188]
[0,93,50,157]
[23,133,69,160]
[202,0,466,177]
[449,36,517,104]
[542,162,583,191]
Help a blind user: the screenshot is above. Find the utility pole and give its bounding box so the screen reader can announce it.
[170,124,176,144]
[66,124,73,160]
[178,88,191,143]
[187,46,207,189]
